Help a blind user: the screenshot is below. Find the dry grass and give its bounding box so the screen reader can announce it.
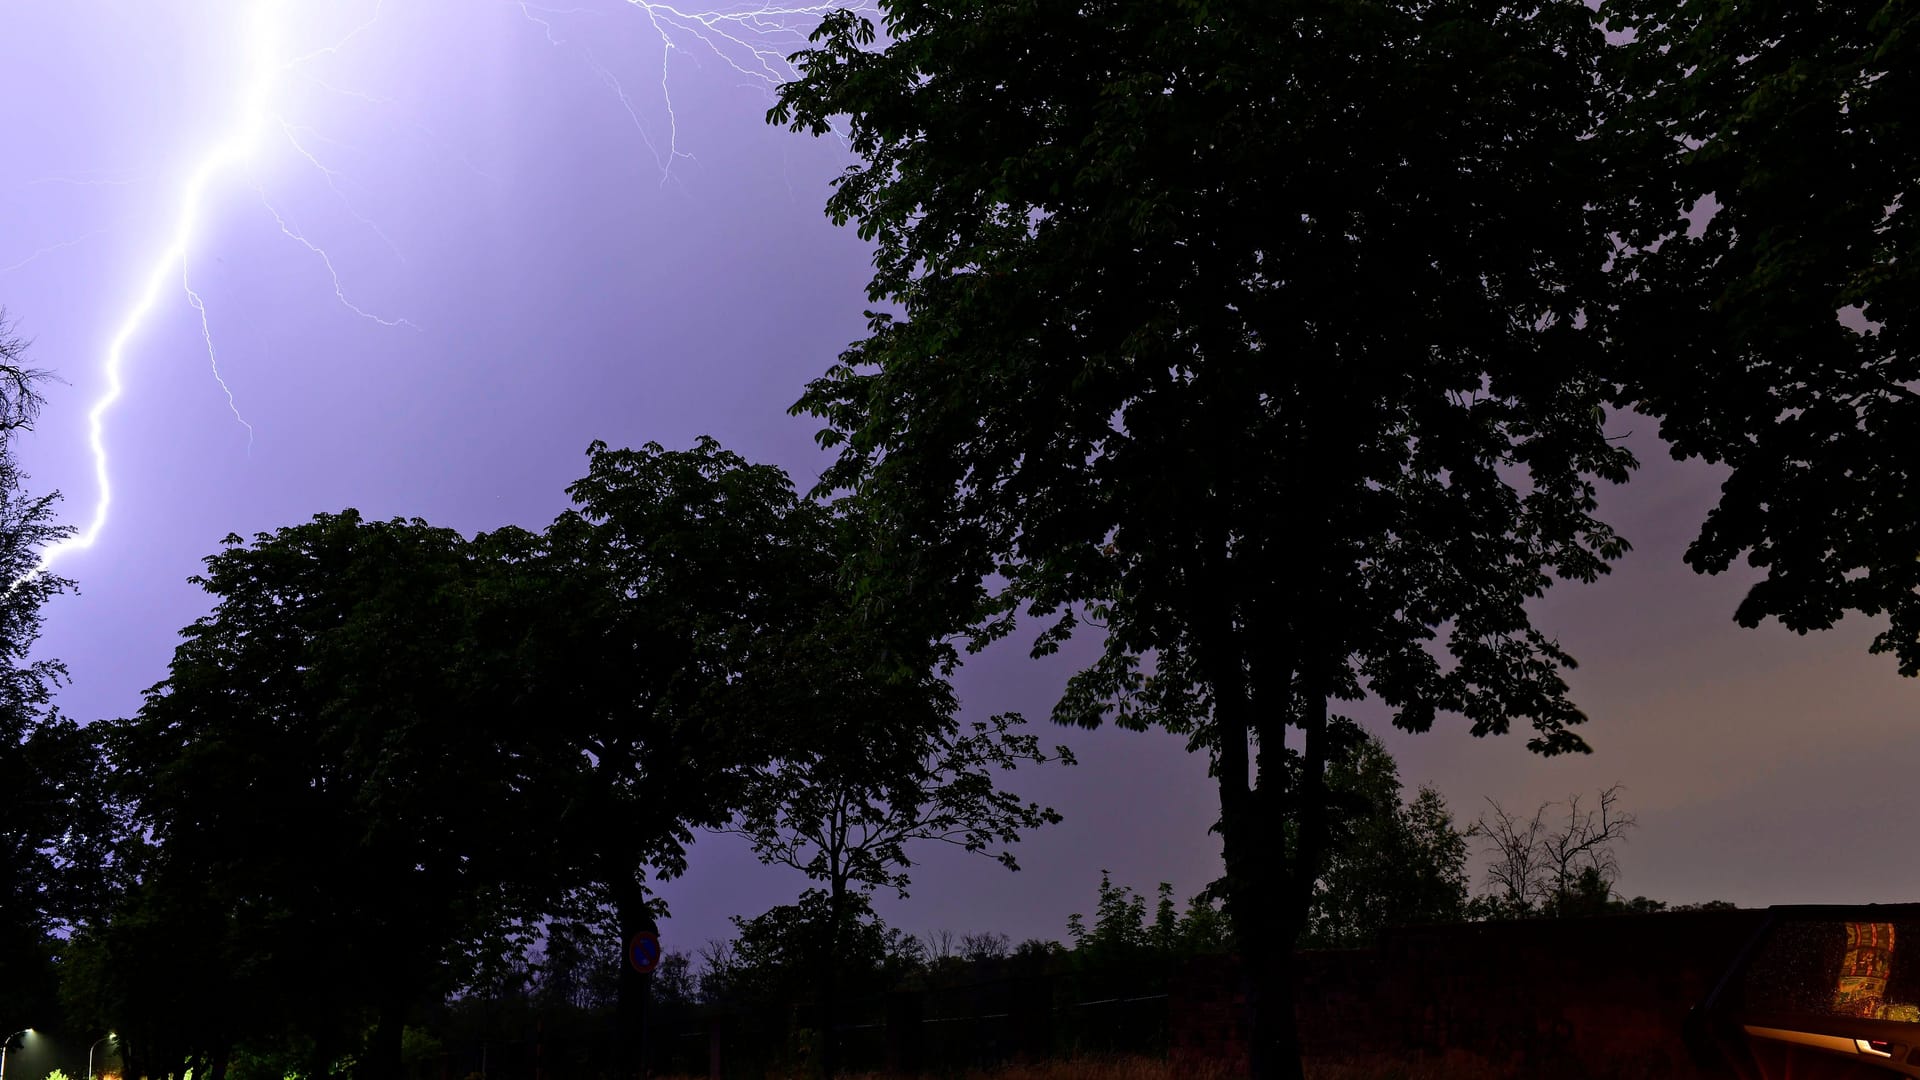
[650,1060,1221,1080]
[1300,1054,1509,1080]
[653,1051,1508,1080]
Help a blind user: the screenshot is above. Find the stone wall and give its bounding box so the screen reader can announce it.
[1170,909,1770,1078]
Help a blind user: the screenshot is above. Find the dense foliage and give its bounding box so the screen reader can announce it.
[89,513,575,1080]
[42,435,1064,1080]
[0,320,88,1028]
[773,2,1632,1075]
[1603,0,1920,673]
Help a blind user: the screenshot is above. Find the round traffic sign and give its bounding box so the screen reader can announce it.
[628,930,661,975]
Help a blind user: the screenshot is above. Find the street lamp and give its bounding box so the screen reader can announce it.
[1,1029,33,1080]
[89,1034,117,1080]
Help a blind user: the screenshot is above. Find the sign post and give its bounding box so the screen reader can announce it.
[626,930,660,1078]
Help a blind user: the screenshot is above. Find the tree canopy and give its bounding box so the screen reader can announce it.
[510,437,848,1069]
[69,437,906,1079]
[1603,0,1920,672]
[774,2,1630,1075]
[729,697,1070,1078]
[533,437,837,914]
[0,317,85,1029]
[94,512,577,1080]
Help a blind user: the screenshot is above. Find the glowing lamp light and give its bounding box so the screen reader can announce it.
[1,1029,33,1080]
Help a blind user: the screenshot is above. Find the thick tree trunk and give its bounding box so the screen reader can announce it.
[1205,645,1306,1080]
[1226,737,1306,1080]
[1191,519,1309,1080]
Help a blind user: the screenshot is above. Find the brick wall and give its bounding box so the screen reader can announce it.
[1170,909,1770,1078]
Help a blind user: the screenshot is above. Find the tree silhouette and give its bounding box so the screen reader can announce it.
[533,438,839,1071]
[729,683,1069,1077]
[773,3,1628,1075]
[1300,727,1470,948]
[94,513,575,1080]
[1468,784,1637,918]
[1603,0,1920,674]
[0,315,83,1030]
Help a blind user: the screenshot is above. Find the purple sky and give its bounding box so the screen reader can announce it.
[2,1,1915,960]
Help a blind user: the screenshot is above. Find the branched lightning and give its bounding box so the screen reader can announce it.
[284,0,387,66]
[279,123,408,261]
[257,192,417,329]
[21,0,865,587]
[587,50,683,183]
[2,174,145,275]
[25,1,412,583]
[516,3,604,45]
[182,266,256,451]
[524,1,865,179]
[621,1,832,86]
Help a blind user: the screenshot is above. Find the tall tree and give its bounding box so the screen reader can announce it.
[0,315,83,1028]
[535,438,838,1069]
[1602,0,1919,673]
[97,513,574,1080]
[773,3,1629,1076]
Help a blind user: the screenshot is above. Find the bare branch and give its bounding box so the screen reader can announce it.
[1470,785,1637,916]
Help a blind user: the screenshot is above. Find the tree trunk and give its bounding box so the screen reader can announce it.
[822,875,847,1080]
[614,877,657,1080]
[1275,681,1335,1079]
[1206,650,1305,1080]
[1228,746,1305,1080]
[1192,520,1309,1080]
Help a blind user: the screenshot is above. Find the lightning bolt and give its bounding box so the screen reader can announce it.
[182,265,255,451]
[20,0,864,587]
[526,1,864,180]
[26,1,409,583]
